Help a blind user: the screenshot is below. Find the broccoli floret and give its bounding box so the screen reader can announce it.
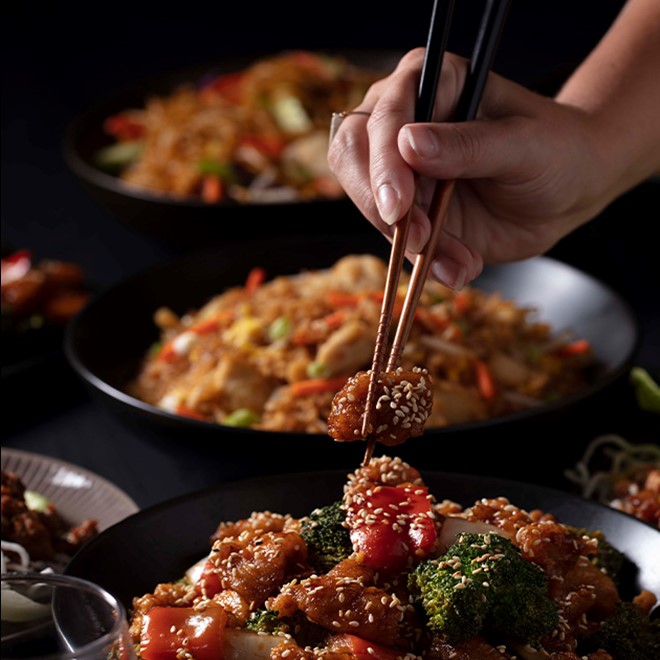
[581,601,660,660]
[246,608,327,647]
[567,526,625,582]
[299,500,352,572]
[246,608,290,634]
[592,536,625,582]
[408,532,558,645]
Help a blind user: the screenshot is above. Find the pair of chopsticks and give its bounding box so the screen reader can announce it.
[361,0,511,465]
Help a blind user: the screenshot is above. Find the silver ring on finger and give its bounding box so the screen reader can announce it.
[328,110,371,146]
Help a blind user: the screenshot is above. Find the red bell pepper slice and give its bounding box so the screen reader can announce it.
[140,606,227,660]
[203,71,245,104]
[195,556,223,598]
[346,483,437,571]
[175,405,207,422]
[556,338,591,357]
[104,114,145,141]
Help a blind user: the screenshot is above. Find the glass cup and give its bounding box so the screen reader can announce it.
[1,572,135,660]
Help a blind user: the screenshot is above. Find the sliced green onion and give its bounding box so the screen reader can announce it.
[223,408,260,427]
[95,140,143,171]
[306,361,331,379]
[271,95,313,133]
[25,490,49,512]
[268,316,292,342]
[148,341,163,358]
[197,159,233,180]
[630,367,660,413]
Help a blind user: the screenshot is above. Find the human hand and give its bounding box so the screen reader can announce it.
[327,48,613,290]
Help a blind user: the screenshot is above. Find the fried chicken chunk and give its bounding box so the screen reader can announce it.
[197,529,308,626]
[327,367,433,445]
[346,455,425,491]
[268,557,415,650]
[212,510,299,543]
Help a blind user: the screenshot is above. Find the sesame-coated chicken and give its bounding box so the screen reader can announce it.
[328,368,433,445]
[198,530,308,612]
[345,455,425,491]
[268,557,415,650]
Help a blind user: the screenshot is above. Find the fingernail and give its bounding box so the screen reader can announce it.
[431,259,467,290]
[407,221,427,254]
[376,184,401,226]
[403,125,438,159]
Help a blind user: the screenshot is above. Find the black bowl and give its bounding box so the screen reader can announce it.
[62,50,401,246]
[65,469,660,611]
[64,233,640,482]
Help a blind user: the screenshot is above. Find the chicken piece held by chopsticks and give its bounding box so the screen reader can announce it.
[327,367,433,445]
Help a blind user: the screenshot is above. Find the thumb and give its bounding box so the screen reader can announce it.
[398,116,536,181]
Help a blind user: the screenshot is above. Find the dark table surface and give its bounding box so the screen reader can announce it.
[2,0,658,512]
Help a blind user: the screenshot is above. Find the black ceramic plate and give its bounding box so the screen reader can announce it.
[65,469,660,612]
[62,50,400,246]
[64,232,640,477]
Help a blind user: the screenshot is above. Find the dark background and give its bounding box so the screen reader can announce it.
[2,1,658,508]
[1,0,636,284]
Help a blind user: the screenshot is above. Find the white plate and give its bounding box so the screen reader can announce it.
[1,448,139,531]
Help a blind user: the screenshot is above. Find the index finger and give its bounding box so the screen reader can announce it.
[366,49,426,226]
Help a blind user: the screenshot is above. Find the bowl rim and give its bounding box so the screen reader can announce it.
[61,48,404,210]
[63,249,641,440]
[64,467,660,606]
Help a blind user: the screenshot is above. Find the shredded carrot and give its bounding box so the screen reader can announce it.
[322,310,346,329]
[191,310,235,336]
[201,175,223,203]
[190,318,220,336]
[415,308,450,332]
[326,291,361,307]
[175,405,207,421]
[291,331,314,347]
[474,359,496,400]
[557,339,591,357]
[453,291,472,315]
[290,376,348,397]
[158,342,177,363]
[326,291,385,308]
[244,267,266,295]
